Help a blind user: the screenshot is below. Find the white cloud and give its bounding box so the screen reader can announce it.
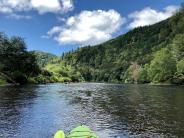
[41,26,63,39]
[128,5,179,29]
[31,0,61,14]
[48,26,63,36]
[0,0,31,13]
[62,0,74,12]
[47,10,125,46]
[0,0,74,15]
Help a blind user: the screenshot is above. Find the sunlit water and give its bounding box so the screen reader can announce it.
[0,83,184,138]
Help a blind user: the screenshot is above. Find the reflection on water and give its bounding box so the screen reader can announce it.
[0,83,184,138]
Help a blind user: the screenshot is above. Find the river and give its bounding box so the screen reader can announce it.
[0,83,184,138]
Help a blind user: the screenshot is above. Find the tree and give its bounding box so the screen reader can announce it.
[172,59,184,84]
[138,64,150,83]
[148,48,176,83]
[0,34,40,84]
[177,59,184,74]
[181,2,184,11]
[171,34,184,61]
[123,62,141,83]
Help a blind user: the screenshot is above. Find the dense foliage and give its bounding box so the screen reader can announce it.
[0,33,40,84]
[32,51,57,68]
[64,8,184,84]
[30,55,84,83]
[0,34,83,84]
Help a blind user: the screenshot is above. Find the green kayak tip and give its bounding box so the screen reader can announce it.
[54,130,65,138]
[54,125,98,138]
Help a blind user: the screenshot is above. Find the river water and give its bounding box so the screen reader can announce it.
[0,83,184,138]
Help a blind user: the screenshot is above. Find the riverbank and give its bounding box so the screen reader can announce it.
[1,78,183,86]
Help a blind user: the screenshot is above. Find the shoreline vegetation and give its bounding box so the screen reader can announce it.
[0,6,184,86]
[0,80,183,87]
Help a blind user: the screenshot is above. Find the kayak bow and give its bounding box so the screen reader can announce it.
[54,125,98,138]
[54,130,65,138]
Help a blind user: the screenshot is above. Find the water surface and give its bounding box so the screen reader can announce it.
[0,83,184,138]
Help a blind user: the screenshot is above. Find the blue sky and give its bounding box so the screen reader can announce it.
[0,0,182,55]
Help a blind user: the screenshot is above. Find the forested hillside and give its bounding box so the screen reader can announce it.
[64,7,184,84]
[32,51,57,68]
[31,51,83,83]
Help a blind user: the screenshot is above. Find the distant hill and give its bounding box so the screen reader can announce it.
[64,7,184,84]
[31,51,58,67]
[31,51,84,83]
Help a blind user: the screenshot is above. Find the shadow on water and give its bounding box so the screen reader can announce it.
[0,83,184,138]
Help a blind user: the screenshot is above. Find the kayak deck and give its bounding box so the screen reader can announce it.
[54,125,98,138]
[67,125,98,138]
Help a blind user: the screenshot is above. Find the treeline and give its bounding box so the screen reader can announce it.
[0,33,83,84]
[63,7,184,85]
